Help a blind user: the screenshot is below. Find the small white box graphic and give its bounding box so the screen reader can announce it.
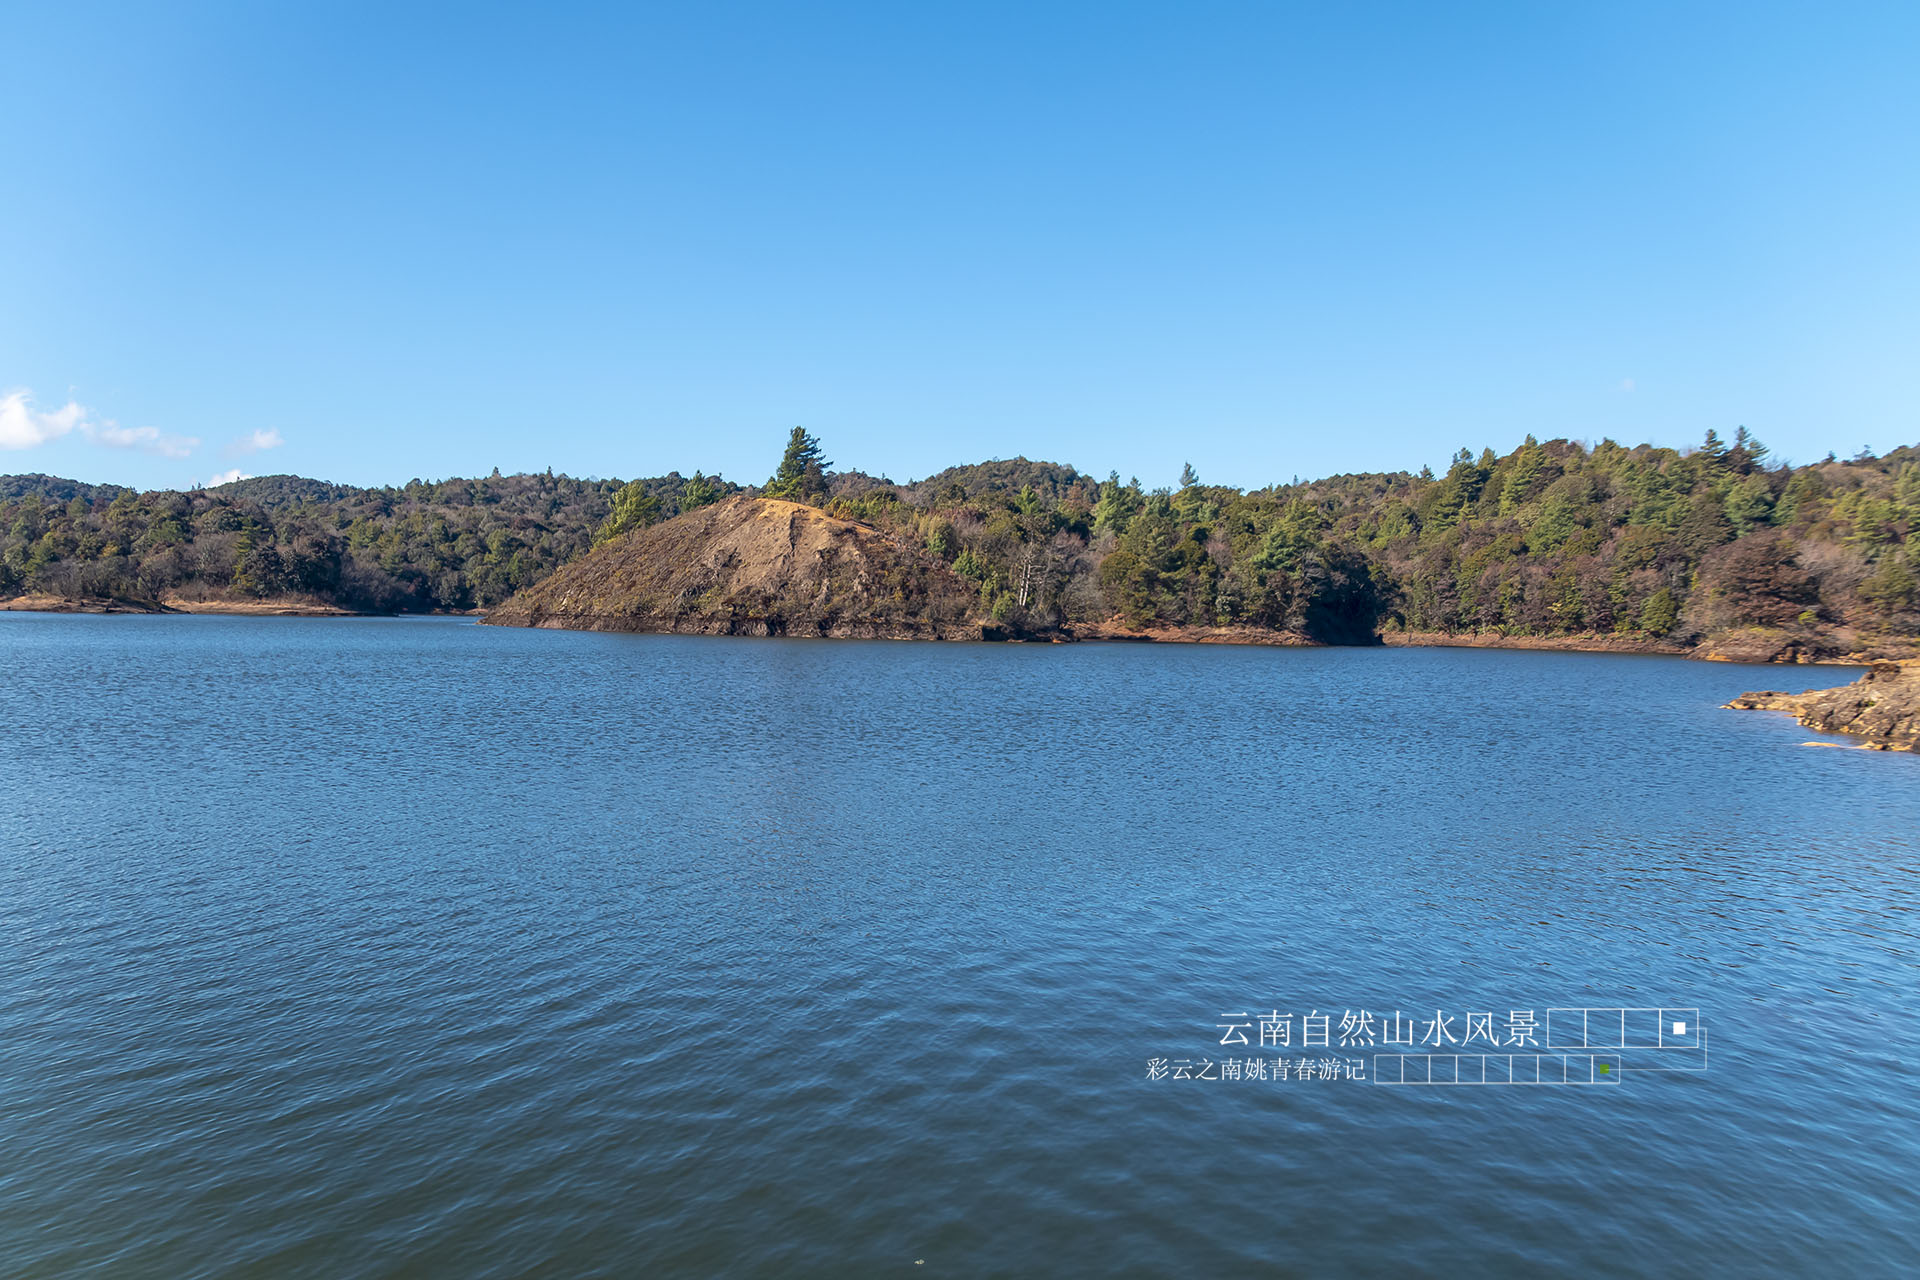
[1672,1021,1687,1036]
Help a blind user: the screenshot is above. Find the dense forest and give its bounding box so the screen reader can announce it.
[794,431,1920,653]
[5,429,1918,654]
[0,469,738,612]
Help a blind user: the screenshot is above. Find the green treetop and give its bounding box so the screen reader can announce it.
[763,428,831,504]
[594,480,661,545]
[682,471,722,510]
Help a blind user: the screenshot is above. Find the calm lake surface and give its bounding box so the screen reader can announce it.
[3,614,1917,1277]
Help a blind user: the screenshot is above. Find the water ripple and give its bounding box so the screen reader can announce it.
[2,616,1916,1276]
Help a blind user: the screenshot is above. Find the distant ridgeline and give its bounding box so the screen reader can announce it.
[0,469,739,613]
[4,430,1918,657]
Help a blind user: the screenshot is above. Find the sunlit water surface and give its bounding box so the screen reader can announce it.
[2,615,1916,1276]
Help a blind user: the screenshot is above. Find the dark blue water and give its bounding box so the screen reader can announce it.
[3,615,1916,1277]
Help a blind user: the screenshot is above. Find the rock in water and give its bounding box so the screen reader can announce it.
[481,495,989,639]
[1726,661,1920,751]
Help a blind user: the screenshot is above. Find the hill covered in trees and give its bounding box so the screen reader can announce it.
[6,428,1918,659]
[0,468,740,612]
[529,427,1916,659]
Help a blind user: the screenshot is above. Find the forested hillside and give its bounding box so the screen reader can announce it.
[5,429,1917,657]
[802,430,1920,655]
[0,469,738,612]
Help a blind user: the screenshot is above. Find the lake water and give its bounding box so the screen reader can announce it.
[3,615,1916,1277]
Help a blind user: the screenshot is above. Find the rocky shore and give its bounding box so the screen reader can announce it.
[1726,661,1920,751]
[0,592,367,616]
[1379,629,1692,657]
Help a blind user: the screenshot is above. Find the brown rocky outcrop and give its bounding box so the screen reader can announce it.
[480,496,989,639]
[1726,660,1920,751]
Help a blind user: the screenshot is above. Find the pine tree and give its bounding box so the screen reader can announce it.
[1723,473,1776,533]
[1092,472,1137,533]
[1640,586,1679,635]
[682,471,721,510]
[1727,426,1770,475]
[763,428,831,504]
[1695,429,1730,472]
[1860,555,1917,622]
[1500,437,1549,516]
[1428,448,1489,529]
[594,481,661,545]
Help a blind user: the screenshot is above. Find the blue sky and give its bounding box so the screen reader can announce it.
[2,2,1916,492]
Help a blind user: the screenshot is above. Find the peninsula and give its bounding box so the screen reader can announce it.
[7,428,1919,663]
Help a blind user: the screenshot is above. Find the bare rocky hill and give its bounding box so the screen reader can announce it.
[481,495,990,639]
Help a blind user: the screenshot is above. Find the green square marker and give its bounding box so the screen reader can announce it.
[1599,1063,1612,1075]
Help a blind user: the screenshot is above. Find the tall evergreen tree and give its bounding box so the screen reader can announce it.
[1727,426,1770,475]
[763,428,831,504]
[1696,429,1730,472]
[682,471,722,509]
[594,481,661,545]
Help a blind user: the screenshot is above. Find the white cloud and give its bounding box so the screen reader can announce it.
[3,386,202,457]
[0,390,89,450]
[202,468,252,487]
[226,428,284,457]
[85,421,201,458]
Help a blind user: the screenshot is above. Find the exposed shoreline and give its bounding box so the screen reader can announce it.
[0,593,472,618]
[1378,628,1692,658]
[12,590,1907,667]
[1726,661,1920,751]
[1377,628,1898,665]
